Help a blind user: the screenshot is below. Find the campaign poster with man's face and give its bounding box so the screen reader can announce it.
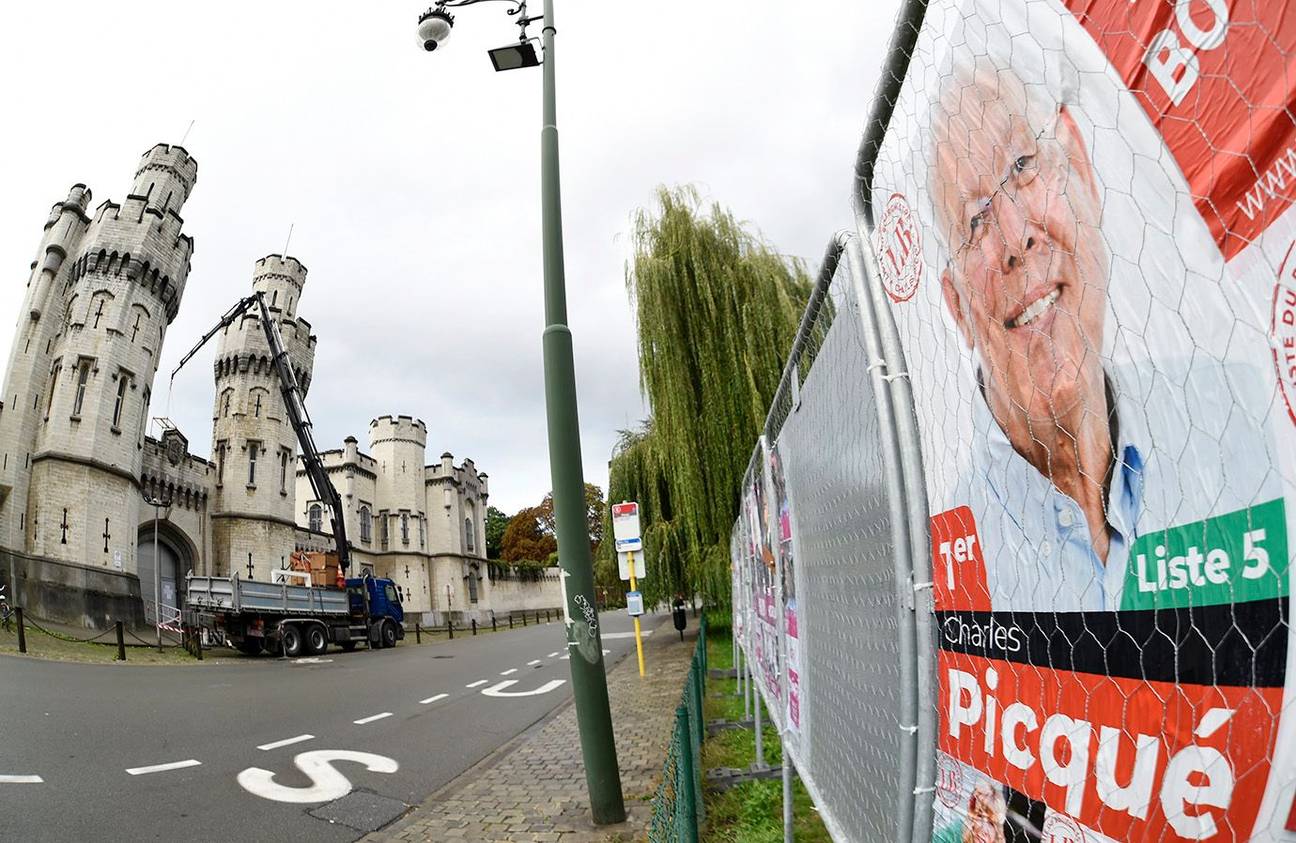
[869,0,1296,840]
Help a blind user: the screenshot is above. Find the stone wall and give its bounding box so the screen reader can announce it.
[0,547,144,630]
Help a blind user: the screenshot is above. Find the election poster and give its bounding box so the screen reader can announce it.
[867,0,1296,840]
[770,439,802,735]
[746,445,783,713]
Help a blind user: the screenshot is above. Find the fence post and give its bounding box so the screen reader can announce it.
[448,618,454,639]
[115,620,126,661]
[675,705,700,843]
[753,668,766,770]
[745,662,754,723]
[15,607,26,654]
[782,748,795,843]
[415,622,421,644]
[195,626,202,661]
[472,618,478,636]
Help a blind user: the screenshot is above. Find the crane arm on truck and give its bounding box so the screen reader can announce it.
[170,292,352,573]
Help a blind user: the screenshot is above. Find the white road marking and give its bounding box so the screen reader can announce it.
[237,750,399,804]
[466,680,488,688]
[527,659,542,666]
[481,679,567,698]
[0,775,43,784]
[352,712,392,725]
[561,654,570,660]
[600,630,652,639]
[257,734,314,751]
[603,649,611,655]
[292,658,333,665]
[126,759,202,776]
[419,694,449,705]
[547,651,560,658]
[500,668,517,676]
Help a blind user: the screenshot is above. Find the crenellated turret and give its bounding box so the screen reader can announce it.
[209,253,316,579]
[12,143,199,575]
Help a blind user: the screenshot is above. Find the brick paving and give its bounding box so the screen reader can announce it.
[369,615,697,842]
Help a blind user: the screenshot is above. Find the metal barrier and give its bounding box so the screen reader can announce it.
[648,615,708,843]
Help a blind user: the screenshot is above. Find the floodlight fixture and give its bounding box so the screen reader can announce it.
[488,40,541,71]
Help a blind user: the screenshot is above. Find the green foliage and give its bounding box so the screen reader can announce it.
[538,483,605,555]
[484,506,509,560]
[607,186,810,606]
[499,506,557,563]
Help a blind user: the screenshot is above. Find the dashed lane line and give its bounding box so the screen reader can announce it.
[547,651,560,658]
[527,659,542,666]
[0,775,43,784]
[353,712,393,725]
[126,760,202,776]
[419,694,449,705]
[500,668,517,676]
[257,734,315,751]
[466,680,488,689]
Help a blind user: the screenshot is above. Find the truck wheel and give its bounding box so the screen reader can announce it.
[281,625,304,658]
[340,640,357,652]
[381,620,397,649]
[306,625,327,655]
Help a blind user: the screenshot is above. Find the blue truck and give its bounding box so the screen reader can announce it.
[185,571,405,656]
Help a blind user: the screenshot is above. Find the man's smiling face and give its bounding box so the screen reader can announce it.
[935,67,1106,430]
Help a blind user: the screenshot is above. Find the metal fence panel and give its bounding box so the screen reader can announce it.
[771,250,910,843]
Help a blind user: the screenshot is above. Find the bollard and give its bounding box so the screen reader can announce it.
[472,618,478,636]
[509,613,514,629]
[115,620,126,661]
[15,607,26,654]
[415,622,421,644]
[448,619,454,640]
[195,627,202,661]
[523,612,527,627]
[535,610,541,625]
[492,614,497,632]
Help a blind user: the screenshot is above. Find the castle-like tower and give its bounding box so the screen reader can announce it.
[209,255,316,578]
[0,144,197,576]
[369,416,428,553]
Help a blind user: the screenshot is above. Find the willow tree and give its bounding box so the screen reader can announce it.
[609,186,810,606]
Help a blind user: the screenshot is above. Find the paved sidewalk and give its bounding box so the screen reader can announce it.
[370,615,697,842]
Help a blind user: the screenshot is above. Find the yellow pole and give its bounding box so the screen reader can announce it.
[629,550,645,677]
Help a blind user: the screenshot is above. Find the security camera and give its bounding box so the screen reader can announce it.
[418,7,454,53]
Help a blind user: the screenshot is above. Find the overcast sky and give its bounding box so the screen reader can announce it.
[0,1,900,515]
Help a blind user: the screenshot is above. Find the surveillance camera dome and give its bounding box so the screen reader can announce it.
[417,8,454,51]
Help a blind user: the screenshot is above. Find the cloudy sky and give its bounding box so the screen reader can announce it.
[0,1,899,515]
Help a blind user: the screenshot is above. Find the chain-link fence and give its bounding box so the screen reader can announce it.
[649,616,709,843]
[730,0,1296,840]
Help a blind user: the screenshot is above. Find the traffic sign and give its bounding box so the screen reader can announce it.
[612,501,642,552]
[626,591,644,617]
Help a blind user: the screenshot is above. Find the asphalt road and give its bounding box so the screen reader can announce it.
[0,609,663,841]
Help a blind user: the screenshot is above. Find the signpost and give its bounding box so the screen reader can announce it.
[612,502,646,677]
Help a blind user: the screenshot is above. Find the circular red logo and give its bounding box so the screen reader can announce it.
[1273,272,1296,426]
[877,192,923,302]
[1041,812,1085,843]
[935,754,963,809]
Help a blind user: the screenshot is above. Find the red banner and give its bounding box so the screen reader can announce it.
[1065,0,1296,258]
[938,650,1282,840]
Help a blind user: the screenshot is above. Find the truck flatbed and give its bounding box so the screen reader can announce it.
[186,573,349,617]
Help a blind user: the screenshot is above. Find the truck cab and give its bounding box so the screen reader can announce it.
[347,574,405,648]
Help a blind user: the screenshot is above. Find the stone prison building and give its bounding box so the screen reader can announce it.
[0,144,559,630]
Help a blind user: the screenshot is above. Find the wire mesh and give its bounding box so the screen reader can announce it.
[859,0,1296,840]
